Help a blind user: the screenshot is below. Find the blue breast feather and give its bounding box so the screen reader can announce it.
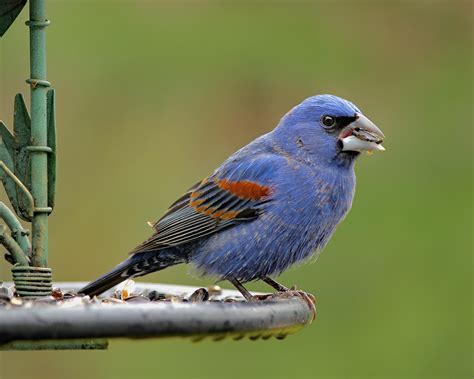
[188,136,356,282]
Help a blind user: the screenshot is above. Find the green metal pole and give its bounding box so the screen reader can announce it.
[28,0,50,268]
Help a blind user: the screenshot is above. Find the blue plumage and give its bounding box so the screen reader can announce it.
[79,94,385,298]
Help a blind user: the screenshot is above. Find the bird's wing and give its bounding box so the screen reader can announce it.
[130,156,276,255]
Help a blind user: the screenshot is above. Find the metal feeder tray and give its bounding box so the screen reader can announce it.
[0,282,315,350]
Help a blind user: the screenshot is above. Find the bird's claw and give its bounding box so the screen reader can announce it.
[249,288,316,321]
[277,289,316,320]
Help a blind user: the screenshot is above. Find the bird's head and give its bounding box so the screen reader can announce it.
[273,94,385,167]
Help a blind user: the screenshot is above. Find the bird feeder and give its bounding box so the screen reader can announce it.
[0,0,315,350]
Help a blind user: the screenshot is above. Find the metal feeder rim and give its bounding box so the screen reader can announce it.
[0,282,315,342]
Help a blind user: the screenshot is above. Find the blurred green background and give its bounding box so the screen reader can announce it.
[0,1,472,378]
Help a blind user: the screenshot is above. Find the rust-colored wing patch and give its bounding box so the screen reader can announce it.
[217,179,272,200]
[130,177,272,255]
[189,178,272,220]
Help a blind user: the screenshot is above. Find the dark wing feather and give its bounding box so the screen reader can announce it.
[130,177,272,254]
[157,180,201,221]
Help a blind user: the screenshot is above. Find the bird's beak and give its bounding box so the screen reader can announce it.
[340,113,385,152]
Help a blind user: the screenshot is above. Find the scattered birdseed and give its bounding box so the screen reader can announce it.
[207,285,222,295]
[0,286,12,301]
[10,297,22,306]
[116,279,136,300]
[189,288,209,302]
[146,290,166,301]
[51,287,63,300]
[124,295,150,303]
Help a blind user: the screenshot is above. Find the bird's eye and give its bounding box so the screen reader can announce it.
[321,115,336,128]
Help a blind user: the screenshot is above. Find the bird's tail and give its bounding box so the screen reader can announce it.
[78,251,185,297]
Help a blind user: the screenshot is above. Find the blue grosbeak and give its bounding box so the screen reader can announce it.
[79,94,385,299]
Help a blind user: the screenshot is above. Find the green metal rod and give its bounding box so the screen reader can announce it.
[28,0,49,268]
[0,202,31,257]
[0,224,29,266]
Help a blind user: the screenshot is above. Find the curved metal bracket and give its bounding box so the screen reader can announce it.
[0,121,18,213]
[0,202,31,258]
[0,225,29,266]
[0,162,34,218]
[0,91,56,221]
[14,93,33,220]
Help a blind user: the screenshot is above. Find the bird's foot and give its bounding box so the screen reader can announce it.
[252,289,316,320]
[273,288,316,320]
[260,277,316,318]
